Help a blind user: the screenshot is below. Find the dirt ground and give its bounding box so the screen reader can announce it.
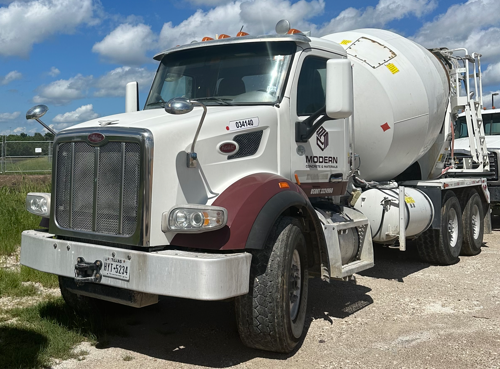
[50,218,500,369]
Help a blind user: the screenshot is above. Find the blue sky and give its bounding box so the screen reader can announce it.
[1,0,500,135]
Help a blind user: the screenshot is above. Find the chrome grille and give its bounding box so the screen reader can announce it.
[55,141,141,236]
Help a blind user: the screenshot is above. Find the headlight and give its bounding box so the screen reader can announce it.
[162,205,227,233]
[25,193,51,217]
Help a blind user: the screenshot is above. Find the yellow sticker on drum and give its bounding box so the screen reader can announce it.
[386,63,399,74]
[405,196,415,204]
[340,40,352,45]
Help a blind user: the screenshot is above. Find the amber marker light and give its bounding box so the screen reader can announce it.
[279,182,290,189]
[287,29,302,34]
[236,31,249,37]
[218,34,230,39]
[202,37,214,41]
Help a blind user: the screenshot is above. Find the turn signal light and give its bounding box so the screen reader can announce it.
[279,182,290,189]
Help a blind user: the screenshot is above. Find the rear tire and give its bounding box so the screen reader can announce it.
[416,191,463,265]
[235,216,308,353]
[460,190,483,256]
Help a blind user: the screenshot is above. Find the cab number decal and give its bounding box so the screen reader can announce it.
[226,117,259,132]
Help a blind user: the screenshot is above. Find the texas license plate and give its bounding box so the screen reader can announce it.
[101,256,131,281]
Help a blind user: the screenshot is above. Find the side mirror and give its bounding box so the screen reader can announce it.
[165,98,194,115]
[26,105,56,135]
[325,59,353,119]
[125,81,139,113]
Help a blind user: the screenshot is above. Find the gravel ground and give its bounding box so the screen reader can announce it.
[50,219,500,369]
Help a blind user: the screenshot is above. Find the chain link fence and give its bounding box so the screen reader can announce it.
[0,136,53,173]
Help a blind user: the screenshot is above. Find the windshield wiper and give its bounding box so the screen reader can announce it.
[192,97,234,106]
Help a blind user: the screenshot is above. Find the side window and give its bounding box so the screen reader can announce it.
[297,56,327,116]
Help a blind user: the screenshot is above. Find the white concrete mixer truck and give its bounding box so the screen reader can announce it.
[20,20,491,353]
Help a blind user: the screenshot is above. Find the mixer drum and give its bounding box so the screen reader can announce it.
[322,29,450,181]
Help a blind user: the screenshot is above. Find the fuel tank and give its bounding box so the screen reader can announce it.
[322,29,449,181]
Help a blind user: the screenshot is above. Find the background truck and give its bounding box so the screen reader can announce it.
[21,20,491,353]
[454,108,500,213]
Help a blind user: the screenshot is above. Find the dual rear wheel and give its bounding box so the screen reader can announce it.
[416,189,484,265]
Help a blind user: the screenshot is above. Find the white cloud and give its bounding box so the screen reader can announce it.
[158,0,324,50]
[52,104,99,124]
[0,111,20,121]
[316,0,436,35]
[185,0,235,6]
[412,0,500,54]
[32,67,154,105]
[0,0,97,58]
[92,23,157,65]
[0,70,22,85]
[94,67,154,97]
[483,62,500,87]
[48,67,60,77]
[33,74,93,105]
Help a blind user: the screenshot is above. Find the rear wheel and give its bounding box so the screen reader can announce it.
[235,216,308,353]
[461,190,483,256]
[416,191,463,265]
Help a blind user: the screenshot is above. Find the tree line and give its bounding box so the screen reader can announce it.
[2,132,54,156]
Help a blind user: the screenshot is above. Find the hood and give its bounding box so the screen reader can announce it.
[58,105,281,247]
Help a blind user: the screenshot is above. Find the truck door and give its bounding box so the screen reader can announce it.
[290,51,350,197]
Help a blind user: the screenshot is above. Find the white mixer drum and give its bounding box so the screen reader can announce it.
[322,29,450,181]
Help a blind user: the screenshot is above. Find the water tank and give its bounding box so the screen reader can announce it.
[322,29,450,181]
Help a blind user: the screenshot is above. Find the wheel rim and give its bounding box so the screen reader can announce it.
[471,204,480,240]
[289,249,301,321]
[448,207,459,247]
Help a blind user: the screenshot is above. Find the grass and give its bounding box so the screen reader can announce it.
[0,177,51,256]
[0,269,38,297]
[2,157,52,173]
[0,298,96,368]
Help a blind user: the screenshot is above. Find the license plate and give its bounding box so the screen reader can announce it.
[101,256,131,281]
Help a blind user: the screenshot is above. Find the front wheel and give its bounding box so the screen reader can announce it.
[235,216,308,353]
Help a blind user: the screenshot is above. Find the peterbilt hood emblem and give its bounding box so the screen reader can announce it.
[88,132,105,144]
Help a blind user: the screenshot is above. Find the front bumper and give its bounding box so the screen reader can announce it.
[21,230,252,301]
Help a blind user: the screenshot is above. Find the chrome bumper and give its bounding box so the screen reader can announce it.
[21,230,252,301]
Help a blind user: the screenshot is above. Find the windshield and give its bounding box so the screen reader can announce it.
[145,42,296,108]
[455,112,500,138]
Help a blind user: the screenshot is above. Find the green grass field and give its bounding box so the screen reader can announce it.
[1,157,52,173]
[0,176,94,368]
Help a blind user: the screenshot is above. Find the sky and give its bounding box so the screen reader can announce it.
[1,0,500,135]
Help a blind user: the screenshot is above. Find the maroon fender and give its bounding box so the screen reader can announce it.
[171,173,309,250]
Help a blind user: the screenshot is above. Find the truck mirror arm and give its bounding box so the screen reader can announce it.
[295,105,330,142]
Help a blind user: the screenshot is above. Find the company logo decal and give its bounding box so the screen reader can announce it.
[218,141,239,155]
[88,132,105,144]
[316,126,329,151]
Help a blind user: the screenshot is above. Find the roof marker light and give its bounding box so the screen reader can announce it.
[236,31,249,37]
[287,28,302,35]
[202,37,214,42]
[218,34,230,39]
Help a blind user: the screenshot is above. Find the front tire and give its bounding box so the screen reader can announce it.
[235,216,308,353]
[416,191,463,265]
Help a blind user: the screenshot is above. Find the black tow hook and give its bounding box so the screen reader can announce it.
[74,257,102,285]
